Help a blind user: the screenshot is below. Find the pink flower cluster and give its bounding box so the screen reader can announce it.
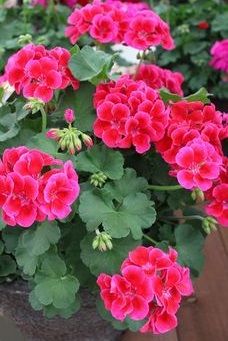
[93,75,169,153]
[135,64,184,96]
[2,44,79,102]
[155,100,228,226]
[210,39,228,75]
[65,0,174,50]
[97,246,193,334]
[0,147,80,228]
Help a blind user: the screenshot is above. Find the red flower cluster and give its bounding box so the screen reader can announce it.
[135,63,184,96]
[65,0,174,50]
[0,147,80,227]
[97,246,193,334]
[155,100,228,225]
[93,75,169,153]
[2,44,79,102]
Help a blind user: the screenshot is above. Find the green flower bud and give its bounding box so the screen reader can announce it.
[18,34,33,46]
[202,216,217,234]
[191,188,205,203]
[90,171,108,188]
[92,231,113,252]
[23,98,45,114]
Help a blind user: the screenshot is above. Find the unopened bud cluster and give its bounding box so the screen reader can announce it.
[18,34,33,46]
[191,188,205,203]
[46,108,93,154]
[23,98,45,114]
[90,171,107,187]
[202,216,218,234]
[92,230,113,252]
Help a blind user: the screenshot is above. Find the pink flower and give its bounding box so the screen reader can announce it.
[135,64,184,96]
[2,173,39,228]
[93,76,168,153]
[2,44,79,102]
[97,265,154,321]
[65,1,174,51]
[90,14,118,43]
[38,161,80,220]
[124,13,174,50]
[97,246,193,334]
[140,304,177,334]
[210,39,228,74]
[205,183,228,227]
[64,108,75,124]
[176,138,222,191]
[0,147,80,227]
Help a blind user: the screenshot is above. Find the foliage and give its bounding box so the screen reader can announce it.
[154,0,228,99]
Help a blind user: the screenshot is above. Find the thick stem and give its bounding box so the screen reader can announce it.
[147,184,182,191]
[40,106,47,132]
[143,233,157,245]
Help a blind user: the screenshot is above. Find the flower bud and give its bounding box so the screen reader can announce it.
[90,171,107,188]
[81,133,93,148]
[191,188,205,203]
[18,34,32,46]
[72,135,82,152]
[64,108,75,124]
[202,216,218,234]
[46,129,60,141]
[23,98,45,114]
[92,231,113,252]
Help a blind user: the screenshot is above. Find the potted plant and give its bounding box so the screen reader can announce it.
[0,0,227,340]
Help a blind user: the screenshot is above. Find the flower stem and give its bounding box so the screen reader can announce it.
[40,106,47,132]
[162,215,204,221]
[147,184,182,191]
[143,233,157,245]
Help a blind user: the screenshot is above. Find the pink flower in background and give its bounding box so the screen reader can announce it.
[135,64,184,96]
[97,246,193,334]
[210,39,228,74]
[175,138,222,191]
[0,147,80,228]
[65,0,174,50]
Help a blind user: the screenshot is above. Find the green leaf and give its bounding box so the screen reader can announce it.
[75,145,124,180]
[21,222,61,256]
[15,247,39,276]
[2,227,22,253]
[175,224,205,276]
[184,87,211,104]
[27,132,58,154]
[159,224,175,244]
[104,168,148,201]
[81,234,140,276]
[69,46,114,83]
[56,84,95,132]
[43,297,81,318]
[79,190,156,239]
[96,299,127,331]
[0,255,17,277]
[159,88,181,103]
[0,106,20,142]
[0,218,6,231]
[0,241,4,255]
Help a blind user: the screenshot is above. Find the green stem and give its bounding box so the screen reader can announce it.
[162,215,204,221]
[147,184,182,191]
[143,233,157,245]
[40,106,47,132]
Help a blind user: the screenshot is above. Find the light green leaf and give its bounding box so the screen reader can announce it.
[15,247,39,276]
[75,145,124,180]
[21,222,61,256]
[69,46,114,83]
[27,132,58,154]
[81,234,140,275]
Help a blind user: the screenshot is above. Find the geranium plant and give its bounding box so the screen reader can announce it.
[0,0,227,336]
